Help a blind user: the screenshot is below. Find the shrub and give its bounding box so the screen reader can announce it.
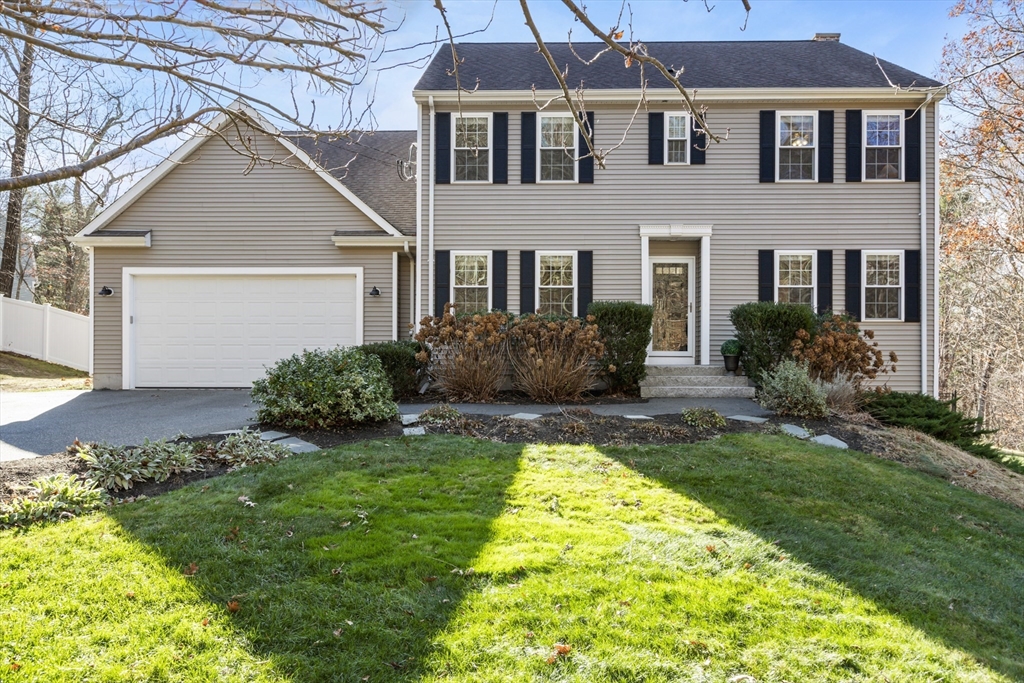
[588,301,653,392]
[681,407,727,432]
[508,314,604,402]
[0,474,108,529]
[213,428,291,469]
[792,315,897,387]
[77,439,203,490]
[729,302,818,384]
[419,404,461,424]
[252,347,398,429]
[360,340,425,399]
[721,339,741,356]
[757,359,828,419]
[864,392,999,460]
[415,304,510,402]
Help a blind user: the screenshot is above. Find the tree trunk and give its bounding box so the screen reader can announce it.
[1,35,35,297]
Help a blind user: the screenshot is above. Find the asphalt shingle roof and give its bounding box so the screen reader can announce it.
[414,41,941,91]
[290,131,417,236]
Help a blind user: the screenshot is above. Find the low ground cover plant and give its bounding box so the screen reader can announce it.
[508,315,604,402]
[415,305,510,402]
[757,359,829,419]
[588,301,653,392]
[359,340,425,399]
[865,391,999,460]
[252,347,398,429]
[681,407,727,432]
[211,429,291,470]
[76,439,204,490]
[730,301,818,384]
[0,474,107,529]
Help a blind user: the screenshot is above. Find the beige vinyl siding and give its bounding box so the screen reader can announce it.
[92,131,402,389]
[419,100,937,393]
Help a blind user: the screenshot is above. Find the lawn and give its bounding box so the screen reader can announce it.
[0,352,90,391]
[2,434,1022,682]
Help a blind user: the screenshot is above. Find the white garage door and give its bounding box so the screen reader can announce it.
[131,272,359,388]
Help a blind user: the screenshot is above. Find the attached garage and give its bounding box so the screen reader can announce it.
[123,268,362,388]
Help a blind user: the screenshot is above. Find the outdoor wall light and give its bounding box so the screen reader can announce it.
[368,286,381,297]
[98,286,114,297]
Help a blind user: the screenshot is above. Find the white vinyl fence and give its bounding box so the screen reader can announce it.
[0,297,91,372]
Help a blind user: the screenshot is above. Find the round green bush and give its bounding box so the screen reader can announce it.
[729,302,818,384]
[720,338,741,356]
[251,347,399,430]
[359,340,425,399]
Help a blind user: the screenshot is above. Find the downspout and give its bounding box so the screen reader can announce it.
[428,95,436,320]
[933,98,941,397]
[415,103,424,328]
[920,93,933,395]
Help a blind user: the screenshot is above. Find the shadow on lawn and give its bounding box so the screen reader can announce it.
[109,437,525,682]
[602,434,1024,680]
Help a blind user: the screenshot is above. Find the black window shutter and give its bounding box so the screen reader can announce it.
[435,112,451,184]
[818,110,834,183]
[578,111,595,183]
[434,250,451,317]
[578,251,593,316]
[758,250,774,302]
[691,114,706,165]
[492,250,508,311]
[520,250,536,314]
[846,110,862,182]
[817,249,833,313]
[521,112,536,184]
[493,113,508,184]
[905,109,921,182]
[648,113,664,165]
[759,111,775,183]
[905,249,921,322]
[845,249,862,320]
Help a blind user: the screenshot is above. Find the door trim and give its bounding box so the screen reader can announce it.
[646,256,695,364]
[121,267,363,389]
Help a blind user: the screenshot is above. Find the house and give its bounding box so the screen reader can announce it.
[75,34,943,396]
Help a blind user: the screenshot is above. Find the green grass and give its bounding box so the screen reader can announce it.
[2,434,1023,681]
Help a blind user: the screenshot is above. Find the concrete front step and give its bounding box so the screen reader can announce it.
[641,374,752,388]
[645,365,730,377]
[641,385,756,398]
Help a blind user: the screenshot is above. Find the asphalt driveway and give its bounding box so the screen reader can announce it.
[0,389,257,461]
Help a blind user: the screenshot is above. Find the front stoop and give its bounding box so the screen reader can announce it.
[640,365,755,398]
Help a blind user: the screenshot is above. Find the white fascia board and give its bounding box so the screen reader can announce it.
[414,87,947,105]
[71,233,151,247]
[332,236,414,248]
[640,224,713,238]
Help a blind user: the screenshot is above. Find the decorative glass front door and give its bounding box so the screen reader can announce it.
[651,258,694,357]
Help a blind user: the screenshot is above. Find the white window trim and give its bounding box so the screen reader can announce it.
[537,113,578,183]
[862,249,905,322]
[774,250,817,310]
[451,112,493,184]
[535,251,578,317]
[776,110,818,182]
[450,250,493,313]
[664,112,691,166]
[862,110,905,182]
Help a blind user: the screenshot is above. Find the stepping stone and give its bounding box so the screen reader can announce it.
[403,426,426,436]
[726,415,768,424]
[275,437,319,453]
[624,415,654,420]
[781,424,811,439]
[212,429,243,435]
[508,413,542,421]
[401,413,421,426]
[259,430,289,441]
[811,434,848,450]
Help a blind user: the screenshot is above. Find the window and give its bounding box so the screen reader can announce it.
[539,114,576,182]
[863,251,903,320]
[665,113,690,164]
[864,111,903,181]
[453,114,491,182]
[775,251,816,307]
[536,252,576,316]
[451,252,491,313]
[777,111,816,181]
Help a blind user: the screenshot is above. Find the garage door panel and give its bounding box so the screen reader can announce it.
[132,273,359,388]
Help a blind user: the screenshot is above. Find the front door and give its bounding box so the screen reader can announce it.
[650,257,695,361]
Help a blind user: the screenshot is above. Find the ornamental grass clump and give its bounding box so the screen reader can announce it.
[415,304,510,402]
[507,314,605,403]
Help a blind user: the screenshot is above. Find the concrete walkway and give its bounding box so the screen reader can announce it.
[400,397,769,418]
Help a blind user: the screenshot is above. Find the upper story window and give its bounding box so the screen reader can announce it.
[537,252,576,316]
[775,251,816,307]
[453,114,491,182]
[777,112,816,181]
[863,250,903,320]
[864,111,903,181]
[452,251,491,313]
[665,113,690,165]
[539,114,576,182]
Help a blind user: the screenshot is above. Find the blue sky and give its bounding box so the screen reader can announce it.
[361,0,965,130]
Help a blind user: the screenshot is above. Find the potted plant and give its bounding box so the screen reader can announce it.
[721,339,741,374]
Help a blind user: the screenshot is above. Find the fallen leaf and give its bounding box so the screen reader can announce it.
[553,643,571,656]
[201,618,210,626]
[331,567,344,576]
[227,600,240,613]
[183,562,199,576]
[706,544,717,554]
[125,591,136,599]
[9,662,22,671]
[333,629,343,637]
[423,576,438,583]
[743,563,752,569]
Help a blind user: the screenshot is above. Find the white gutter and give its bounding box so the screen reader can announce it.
[920,93,933,394]
[415,102,424,328]
[428,95,436,319]
[933,99,941,397]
